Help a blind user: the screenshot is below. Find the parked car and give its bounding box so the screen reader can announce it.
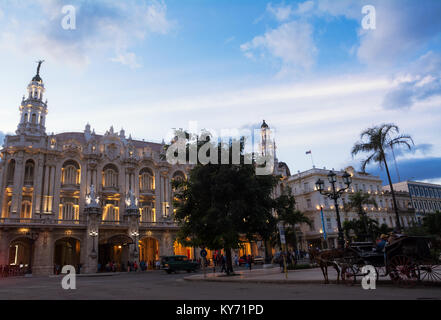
[253,256,265,265]
[160,255,199,274]
[238,255,248,266]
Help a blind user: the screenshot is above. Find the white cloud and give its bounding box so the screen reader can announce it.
[110,51,142,69]
[0,0,175,68]
[266,3,293,22]
[145,0,173,35]
[241,21,317,72]
[382,52,441,109]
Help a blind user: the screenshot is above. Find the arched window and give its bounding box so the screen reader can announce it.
[6,160,15,185]
[102,164,119,189]
[31,114,37,125]
[103,204,119,221]
[62,160,81,185]
[141,206,155,222]
[24,160,35,186]
[139,168,154,192]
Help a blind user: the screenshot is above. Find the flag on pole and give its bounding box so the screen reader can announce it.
[320,207,327,240]
[306,150,312,155]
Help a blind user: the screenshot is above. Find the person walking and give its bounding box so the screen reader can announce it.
[221,255,227,273]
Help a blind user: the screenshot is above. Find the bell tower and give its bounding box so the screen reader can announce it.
[16,60,48,136]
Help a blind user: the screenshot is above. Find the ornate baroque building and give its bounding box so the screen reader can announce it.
[286,167,416,249]
[0,65,192,275]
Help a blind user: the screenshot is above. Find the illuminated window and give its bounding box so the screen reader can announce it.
[139,168,154,192]
[103,164,118,188]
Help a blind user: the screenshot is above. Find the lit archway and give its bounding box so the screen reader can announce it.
[98,234,133,272]
[53,238,81,272]
[174,240,194,259]
[9,238,32,269]
[139,237,159,269]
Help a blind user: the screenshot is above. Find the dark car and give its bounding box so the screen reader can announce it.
[161,255,199,274]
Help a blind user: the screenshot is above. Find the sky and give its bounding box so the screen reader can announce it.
[0,0,440,185]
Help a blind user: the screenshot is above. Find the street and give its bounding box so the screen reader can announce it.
[0,269,440,300]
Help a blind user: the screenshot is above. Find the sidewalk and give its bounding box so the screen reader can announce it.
[184,266,393,285]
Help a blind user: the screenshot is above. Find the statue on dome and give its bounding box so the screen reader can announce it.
[36,60,45,76]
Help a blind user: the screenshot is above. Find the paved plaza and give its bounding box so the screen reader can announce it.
[0,267,440,300]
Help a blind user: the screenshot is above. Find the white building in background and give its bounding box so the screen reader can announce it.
[286,166,416,249]
[383,181,441,224]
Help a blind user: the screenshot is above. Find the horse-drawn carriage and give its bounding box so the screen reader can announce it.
[339,236,441,287]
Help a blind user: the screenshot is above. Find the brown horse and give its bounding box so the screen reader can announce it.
[309,248,344,284]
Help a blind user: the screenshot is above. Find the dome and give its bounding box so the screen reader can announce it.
[32,74,42,82]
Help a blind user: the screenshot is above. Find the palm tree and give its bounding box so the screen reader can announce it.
[344,191,378,241]
[352,124,414,232]
[274,187,311,251]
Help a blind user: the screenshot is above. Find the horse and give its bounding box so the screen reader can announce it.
[309,248,345,284]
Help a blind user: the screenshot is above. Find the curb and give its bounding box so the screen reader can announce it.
[49,272,122,278]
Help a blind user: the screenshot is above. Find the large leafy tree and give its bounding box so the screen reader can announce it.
[274,187,311,252]
[352,123,414,232]
[170,133,278,275]
[343,218,390,242]
[344,191,378,241]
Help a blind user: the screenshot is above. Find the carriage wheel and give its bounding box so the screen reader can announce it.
[341,265,356,286]
[419,263,441,284]
[375,266,387,282]
[389,255,419,288]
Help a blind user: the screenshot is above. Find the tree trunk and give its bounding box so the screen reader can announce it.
[383,158,401,232]
[225,247,233,276]
[264,240,272,264]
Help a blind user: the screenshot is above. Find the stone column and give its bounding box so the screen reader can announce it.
[11,156,24,216]
[52,162,62,217]
[33,230,53,275]
[33,154,45,216]
[78,162,87,220]
[0,230,9,266]
[155,170,161,220]
[85,209,100,274]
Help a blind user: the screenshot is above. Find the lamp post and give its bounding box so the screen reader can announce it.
[131,231,139,253]
[315,171,352,249]
[89,230,98,254]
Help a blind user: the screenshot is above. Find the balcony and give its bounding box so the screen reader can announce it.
[101,220,128,227]
[61,183,80,192]
[0,218,86,227]
[139,188,155,196]
[102,186,120,194]
[139,221,179,229]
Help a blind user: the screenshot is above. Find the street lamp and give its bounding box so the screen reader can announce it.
[315,171,352,249]
[89,230,98,253]
[131,231,139,253]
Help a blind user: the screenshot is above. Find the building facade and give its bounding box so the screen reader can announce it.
[0,68,287,274]
[286,166,416,249]
[0,66,194,275]
[383,181,441,223]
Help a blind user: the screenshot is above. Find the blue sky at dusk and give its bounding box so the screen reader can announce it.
[0,0,440,184]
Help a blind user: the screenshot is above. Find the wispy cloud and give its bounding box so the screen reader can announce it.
[382,52,441,109]
[241,20,317,73]
[0,0,175,68]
